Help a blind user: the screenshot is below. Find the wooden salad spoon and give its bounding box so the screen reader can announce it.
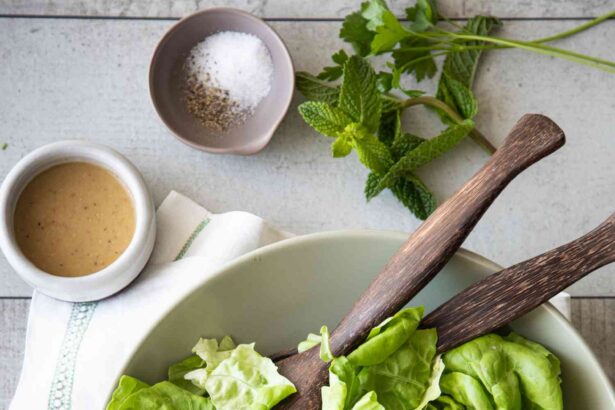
[275,114,566,409]
[422,211,615,352]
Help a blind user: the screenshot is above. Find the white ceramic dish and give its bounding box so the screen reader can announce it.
[115,231,615,408]
[0,141,156,302]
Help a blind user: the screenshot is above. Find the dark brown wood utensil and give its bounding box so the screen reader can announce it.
[275,114,565,409]
[422,211,615,353]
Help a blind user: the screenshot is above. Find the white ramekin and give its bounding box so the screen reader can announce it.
[0,141,156,302]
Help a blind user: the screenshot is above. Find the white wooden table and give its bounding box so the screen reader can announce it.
[1,0,614,406]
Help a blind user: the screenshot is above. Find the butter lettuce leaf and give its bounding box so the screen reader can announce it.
[443,332,562,410]
[501,338,563,409]
[168,355,206,395]
[352,391,385,410]
[204,344,296,409]
[426,395,465,410]
[322,357,364,410]
[443,334,522,409]
[110,314,563,410]
[113,381,215,410]
[348,306,423,366]
[317,306,441,410]
[298,332,323,353]
[107,376,149,410]
[358,329,441,409]
[184,336,237,391]
[440,372,494,409]
[504,332,561,377]
[192,336,235,369]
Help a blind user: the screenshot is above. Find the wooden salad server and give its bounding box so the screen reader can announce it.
[275,114,566,409]
[422,211,615,352]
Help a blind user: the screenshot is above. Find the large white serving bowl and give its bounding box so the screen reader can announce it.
[115,231,615,408]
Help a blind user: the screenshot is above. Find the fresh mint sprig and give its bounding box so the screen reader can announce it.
[299,57,393,175]
[297,0,615,220]
[298,55,476,218]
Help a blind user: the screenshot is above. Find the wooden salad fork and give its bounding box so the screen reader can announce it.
[275,114,566,409]
[423,211,615,352]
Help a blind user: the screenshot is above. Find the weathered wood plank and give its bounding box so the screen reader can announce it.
[0,297,612,406]
[0,299,29,409]
[0,19,614,297]
[0,0,612,19]
[571,298,615,383]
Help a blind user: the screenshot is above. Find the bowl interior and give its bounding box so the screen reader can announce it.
[150,9,294,154]
[119,231,614,408]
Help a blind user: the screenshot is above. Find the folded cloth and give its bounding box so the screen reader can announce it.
[9,191,571,410]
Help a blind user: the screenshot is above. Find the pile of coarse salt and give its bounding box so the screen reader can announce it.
[184,31,274,131]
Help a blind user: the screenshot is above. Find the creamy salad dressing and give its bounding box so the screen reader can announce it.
[13,162,135,277]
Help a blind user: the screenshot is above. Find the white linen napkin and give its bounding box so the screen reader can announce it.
[10,191,570,410]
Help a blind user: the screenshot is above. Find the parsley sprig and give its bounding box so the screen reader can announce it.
[296,0,615,220]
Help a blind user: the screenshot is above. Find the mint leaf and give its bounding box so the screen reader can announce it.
[436,16,500,123]
[340,11,374,57]
[332,136,353,157]
[298,101,353,138]
[379,108,425,150]
[317,50,349,81]
[391,132,425,160]
[365,172,381,200]
[296,72,339,105]
[339,56,382,133]
[373,120,475,194]
[365,169,435,221]
[436,16,501,117]
[442,16,501,86]
[377,109,401,146]
[406,0,439,32]
[371,11,409,54]
[440,74,478,119]
[381,95,405,113]
[352,132,394,175]
[390,174,436,220]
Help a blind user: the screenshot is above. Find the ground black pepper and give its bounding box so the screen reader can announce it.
[183,66,247,132]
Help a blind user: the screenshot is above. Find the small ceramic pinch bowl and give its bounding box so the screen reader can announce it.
[149,8,295,155]
[0,141,156,302]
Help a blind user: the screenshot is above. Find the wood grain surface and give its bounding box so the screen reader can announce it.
[0,299,29,409]
[1,18,614,297]
[0,0,612,18]
[1,0,614,407]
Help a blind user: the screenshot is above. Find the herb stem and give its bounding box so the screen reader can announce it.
[533,10,615,43]
[448,33,615,73]
[399,51,449,73]
[401,96,496,154]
